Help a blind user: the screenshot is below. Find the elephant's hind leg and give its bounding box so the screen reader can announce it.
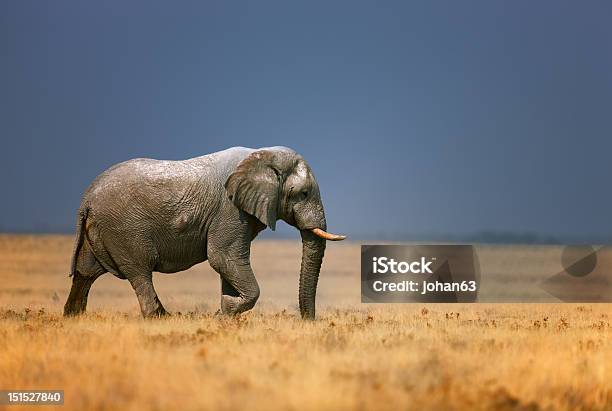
[64,245,106,316]
[64,272,102,316]
[125,270,168,318]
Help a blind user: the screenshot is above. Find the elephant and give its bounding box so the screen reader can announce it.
[63,146,345,319]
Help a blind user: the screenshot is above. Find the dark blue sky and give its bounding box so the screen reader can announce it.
[1,1,611,241]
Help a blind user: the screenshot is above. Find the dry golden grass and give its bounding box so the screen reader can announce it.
[0,235,611,411]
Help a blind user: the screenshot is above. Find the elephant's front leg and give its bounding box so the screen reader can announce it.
[209,254,260,315]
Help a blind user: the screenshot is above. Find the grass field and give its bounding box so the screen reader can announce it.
[0,235,611,410]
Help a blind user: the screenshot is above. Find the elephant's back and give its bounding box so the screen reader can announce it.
[79,158,203,237]
[188,146,255,181]
[83,158,196,202]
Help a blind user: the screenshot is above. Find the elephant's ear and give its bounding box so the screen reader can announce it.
[225,150,281,230]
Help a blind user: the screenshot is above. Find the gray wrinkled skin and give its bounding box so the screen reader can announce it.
[64,147,328,319]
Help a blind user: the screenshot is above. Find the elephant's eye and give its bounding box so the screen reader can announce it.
[299,190,308,200]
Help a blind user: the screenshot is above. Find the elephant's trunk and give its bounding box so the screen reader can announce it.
[299,229,326,320]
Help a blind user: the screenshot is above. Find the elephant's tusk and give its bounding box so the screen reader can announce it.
[310,228,346,241]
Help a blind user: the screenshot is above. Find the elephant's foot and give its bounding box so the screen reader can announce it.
[64,294,87,316]
[63,303,87,317]
[143,305,169,319]
[220,293,258,316]
[220,295,241,315]
[138,294,169,318]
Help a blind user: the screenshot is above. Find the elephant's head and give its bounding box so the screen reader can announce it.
[225,147,345,319]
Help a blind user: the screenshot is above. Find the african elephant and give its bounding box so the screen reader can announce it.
[63,146,345,319]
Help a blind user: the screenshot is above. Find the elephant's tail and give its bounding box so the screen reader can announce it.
[69,207,89,277]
